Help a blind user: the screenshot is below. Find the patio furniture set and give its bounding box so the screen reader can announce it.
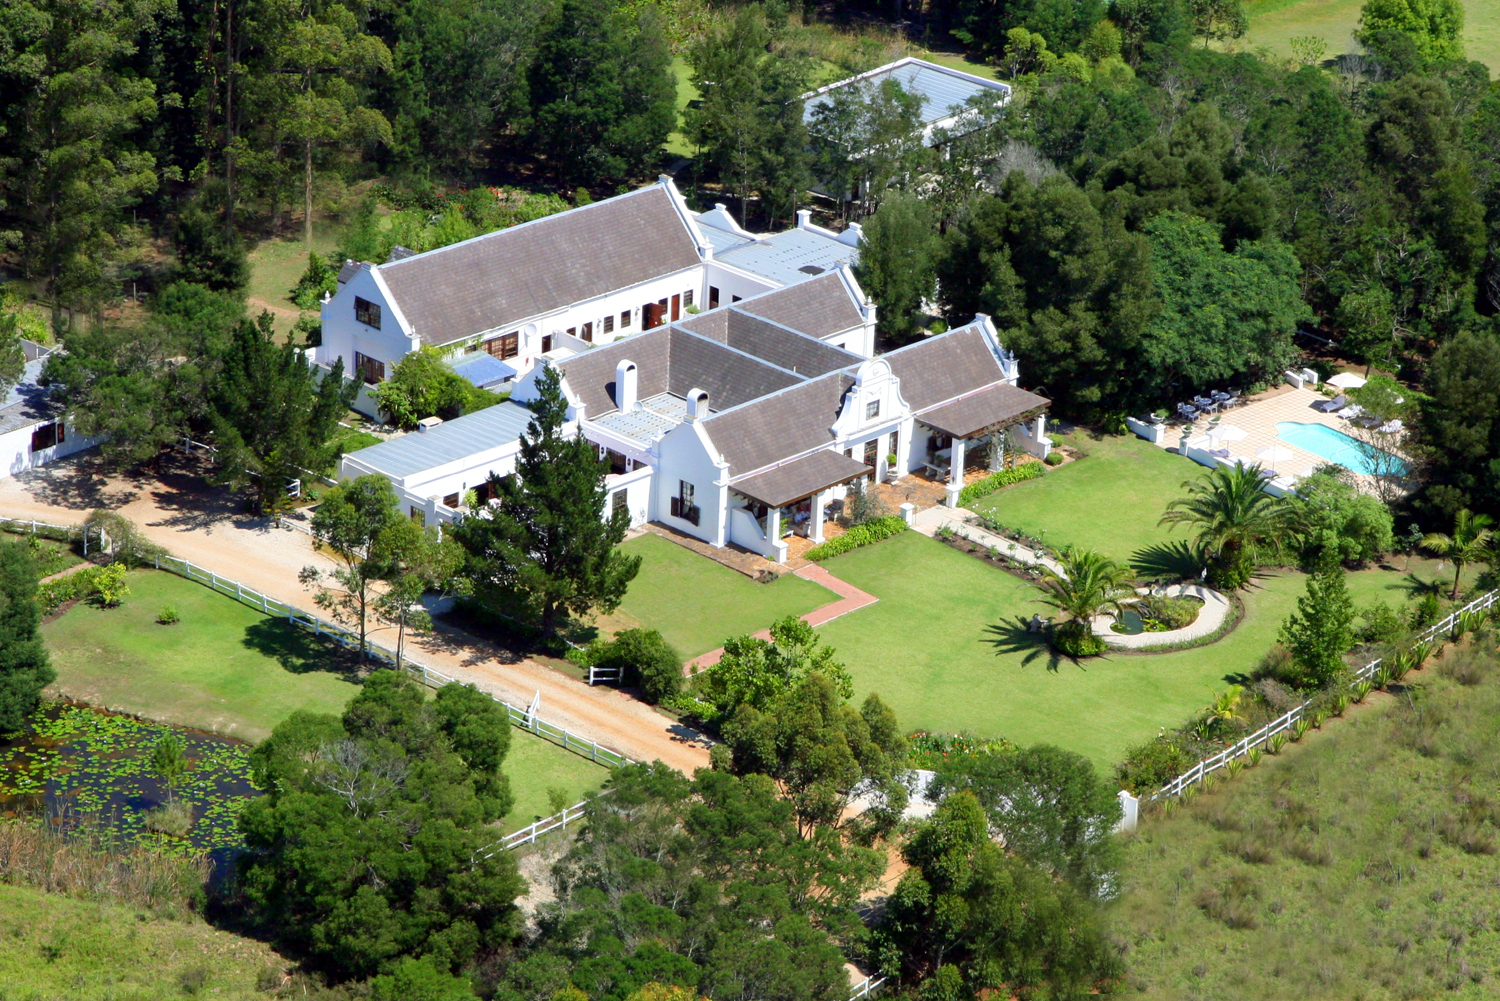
[1174,390,1241,424]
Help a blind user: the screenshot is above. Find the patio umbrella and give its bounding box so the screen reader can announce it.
[1326,372,1367,389]
[1256,445,1294,473]
[1210,423,1248,442]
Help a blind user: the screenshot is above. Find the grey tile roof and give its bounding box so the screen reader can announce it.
[700,372,853,478]
[804,57,1011,129]
[336,260,361,284]
[735,272,865,338]
[377,186,701,346]
[915,382,1049,438]
[883,323,1007,411]
[713,229,858,287]
[555,326,803,421]
[682,306,859,376]
[349,400,537,480]
[0,360,59,436]
[730,449,871,507]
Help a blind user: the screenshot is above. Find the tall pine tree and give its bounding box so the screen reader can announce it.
[1279,534,1355,688]
[0,542,54,738]
[452,365,639,632]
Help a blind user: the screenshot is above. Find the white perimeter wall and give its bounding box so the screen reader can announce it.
[0,420,97,479]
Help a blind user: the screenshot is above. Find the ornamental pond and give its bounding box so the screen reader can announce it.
[0,702,261,868]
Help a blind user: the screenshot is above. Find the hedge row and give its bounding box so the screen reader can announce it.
[804,515,908,561]
[38,564,120,613]
[958,461,1044,506]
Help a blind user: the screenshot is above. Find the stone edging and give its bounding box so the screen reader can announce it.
[1091,583,1231,650]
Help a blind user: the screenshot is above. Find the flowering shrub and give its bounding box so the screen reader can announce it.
[907,730,1018,769]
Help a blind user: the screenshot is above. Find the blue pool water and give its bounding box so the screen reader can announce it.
[1274,422,1409,476]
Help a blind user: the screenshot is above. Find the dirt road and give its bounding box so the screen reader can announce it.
[0,451,711,774]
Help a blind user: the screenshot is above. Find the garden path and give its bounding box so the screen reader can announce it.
[0,452,712,775]
[1089,583,1231,650]
[684,563,879,671]
[910,506,1066,575]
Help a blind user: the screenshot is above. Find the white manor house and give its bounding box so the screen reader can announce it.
[326,179,1053,564]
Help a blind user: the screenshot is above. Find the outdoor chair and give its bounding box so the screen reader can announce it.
[1316,395,1346,413]
[1337,404,1364,420]
[1208,447,1231,459]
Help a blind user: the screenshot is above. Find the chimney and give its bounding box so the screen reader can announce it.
[614,360,638,411]
[796,209,812,230]
[685,388,710,422]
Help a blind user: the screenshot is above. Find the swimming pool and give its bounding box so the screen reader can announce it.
[1274,422,1409,476]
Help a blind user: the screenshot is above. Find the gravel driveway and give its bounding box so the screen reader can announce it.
[0,450,711,774]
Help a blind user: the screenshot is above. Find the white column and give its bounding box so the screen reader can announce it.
[767,506,782,550]
[946,437,966,509]
[875,433,890,483]
[811,489,827,543]
[894,418,913,479]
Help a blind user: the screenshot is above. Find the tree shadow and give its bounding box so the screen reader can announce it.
[983,616,1070,672]
[1130,540,1202,580]
[241,619,364,682]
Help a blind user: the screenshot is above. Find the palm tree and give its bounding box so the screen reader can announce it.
[1159,463,1291,590]
[1422,508,1494,599]
[1033,546,1136,654]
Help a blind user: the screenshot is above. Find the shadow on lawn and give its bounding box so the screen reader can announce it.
[241,619,364,682]
[1130,540,1202,580]
[983,617,1071,672]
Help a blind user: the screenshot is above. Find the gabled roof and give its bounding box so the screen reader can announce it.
[350,401,536,480]
[734,272,865,338]
[375,184,702,346]
[701,373,854,478]
[680,308,860,377]
[882,323,1009,412]
[0,360,58,436]
[916,383,1049,438]
[553,326,803,420]
[802,57,1011,130]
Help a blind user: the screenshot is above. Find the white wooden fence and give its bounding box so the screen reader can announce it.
[848,976,887,1001]
[0,516,107,554]
[1149,588,1500,801]
[147,552,636,771]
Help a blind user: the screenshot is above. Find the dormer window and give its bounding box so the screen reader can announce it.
[866,399,880,420]
[354,296,381,329]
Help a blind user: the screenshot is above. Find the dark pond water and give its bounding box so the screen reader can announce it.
[0,702,262,868]
[1114,609,1145,635]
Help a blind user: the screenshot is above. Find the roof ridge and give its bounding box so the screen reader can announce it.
[377,186,670,272]
[699,368,851,423]
[724,305,863,362]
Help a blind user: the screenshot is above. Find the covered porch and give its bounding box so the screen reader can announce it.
[914,383,1050,509]
[726,449,872,563]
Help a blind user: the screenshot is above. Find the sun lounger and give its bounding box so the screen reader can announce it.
[1209,448,1231,459]
[1337,404,1364,419]
[1316,395,1346,413]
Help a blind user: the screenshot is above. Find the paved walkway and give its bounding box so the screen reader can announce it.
[910,505,1066,575]
[685,563,879,670]
[1090,583,1231,649]
[1,452,712,775]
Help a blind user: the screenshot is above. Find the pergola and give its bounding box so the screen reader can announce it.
[914,382,1050,507]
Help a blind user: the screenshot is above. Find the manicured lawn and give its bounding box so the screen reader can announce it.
[610,533,832,658]
[971,431,1195,570]
[1242,0,1499,76]
[42,569,606,829]
[814,531,1432,770]
[0,884,280,1000]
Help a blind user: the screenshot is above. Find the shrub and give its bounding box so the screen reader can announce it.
[843,477,890,526]
[91,563,130,607]
[157,605,180,625]
[907,730,1018,768]
[1116,736,1194,794]
[1044,451,1064,466]
[1410,592,1442,630]
[584,628,683,703]
[1356,600,1406,645]
[1137,594,1201,631]
[1050,619,1104,657]
[144,801,194,837]
[957,461,1044,506]
[805,515,907,560]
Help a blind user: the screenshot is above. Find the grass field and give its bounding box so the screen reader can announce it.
[1243,0,1500,76]
[42,569,606,829]
[972,432,1189,568]
[0,883,279,1000]
[607,533,831,658]
[1110,637,1500,999]
[813,530,1426,768]
[244,224,340,338]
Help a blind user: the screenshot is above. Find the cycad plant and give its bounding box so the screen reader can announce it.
[1422,508,1494,600]
[1033,546,1136,657]
[1160,463,1291,590]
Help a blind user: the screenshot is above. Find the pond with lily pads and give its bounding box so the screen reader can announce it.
[0,702,260,866]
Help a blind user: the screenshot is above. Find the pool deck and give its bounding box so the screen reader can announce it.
[1149,384,1408,491]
